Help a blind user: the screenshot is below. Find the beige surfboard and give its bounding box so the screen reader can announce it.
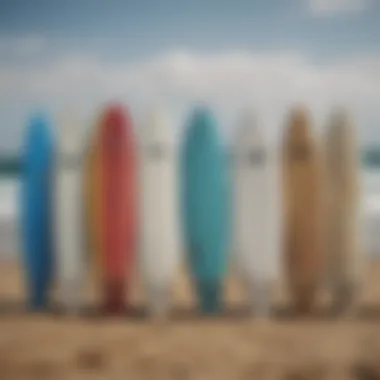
[324,109,363,313]
[283,106,325,314]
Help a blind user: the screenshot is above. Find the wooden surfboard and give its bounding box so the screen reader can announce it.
[181,107,230,315]
[282,107,325,314]
[54,114,85,314]
[84,120,104,286]
[84,104,137,314]
[21,113,54,310]
[325,109,363,313]
[233,111,281,316]
[139,107,181,318]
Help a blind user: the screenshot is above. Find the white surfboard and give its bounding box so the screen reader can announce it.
[139,107,181,318]
[54,115,85,314]
[325,109,364,313]
[233,111,281,316]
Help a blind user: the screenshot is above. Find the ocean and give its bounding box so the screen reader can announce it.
[1,168,380,260]
[0,177,20,259]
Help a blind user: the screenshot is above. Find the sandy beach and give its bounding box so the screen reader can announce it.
[1,261,380,380]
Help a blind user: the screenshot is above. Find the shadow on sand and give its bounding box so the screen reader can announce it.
[1,297,380,324]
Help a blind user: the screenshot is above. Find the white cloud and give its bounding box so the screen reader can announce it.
[307,0,372,15]
[0,50,379,149]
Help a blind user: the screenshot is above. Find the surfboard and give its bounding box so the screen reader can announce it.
[139,107,181,318]
[282,107,325,314]
[53,114,85,314]
[324,109,363,313]
[233,111,281,316]
[181,107,230,315]
[83,119,103,287]
[85,104,137,314]
[21,113,54,310]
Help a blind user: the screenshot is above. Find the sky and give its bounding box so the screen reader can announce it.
[0,0,379,153]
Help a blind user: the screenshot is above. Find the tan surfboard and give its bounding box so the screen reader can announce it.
[324,109,363,313]
[283,107,325,314]
[83,114,105,293]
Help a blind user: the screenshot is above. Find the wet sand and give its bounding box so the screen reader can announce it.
[1,260,380,379]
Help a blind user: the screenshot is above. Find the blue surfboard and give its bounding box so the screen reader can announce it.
[181,107,230,314]
[21,113,54,310]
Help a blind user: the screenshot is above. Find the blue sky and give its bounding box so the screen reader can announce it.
[1,0,379,60]
[0,0,379,153]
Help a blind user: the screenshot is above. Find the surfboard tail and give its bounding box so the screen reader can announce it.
[248,280,272,317]
[103,278,125,315]
[331,278,357,314]
[58,280,83,315]
[196,279,223,315]
[29,286,49,311]
[291,282,318,315]
[147,283,171,319]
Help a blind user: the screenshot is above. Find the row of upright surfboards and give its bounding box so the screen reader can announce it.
[21,104,363,317]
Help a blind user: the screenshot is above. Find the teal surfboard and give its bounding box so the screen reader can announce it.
[181,107,230,314]
[21,113,54,310]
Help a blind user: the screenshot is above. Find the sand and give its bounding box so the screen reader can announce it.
[1,261,380,379]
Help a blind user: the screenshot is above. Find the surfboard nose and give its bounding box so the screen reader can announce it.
[186,106,217,140]
[26,113,53,150]
[328,109,355,150]
[235,111,266,154]
[143,107,175,149]
[59,122,82,152]
[100,104,133,138]
[287,107,312,144]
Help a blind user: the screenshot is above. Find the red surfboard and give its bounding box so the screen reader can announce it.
[98,104,137,314]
